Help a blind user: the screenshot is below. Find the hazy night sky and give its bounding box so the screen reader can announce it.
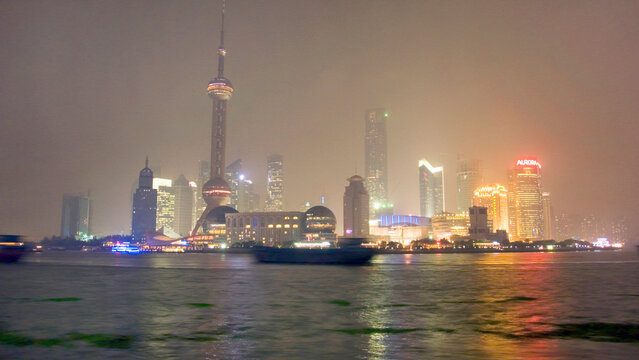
[1,0,638,242]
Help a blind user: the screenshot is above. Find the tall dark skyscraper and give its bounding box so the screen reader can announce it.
[265,154,284,211]
[343,175,369,236]
[364,109,390,216]
[61,192,92,240]
[132,158,157,243]
[192,2,234,234]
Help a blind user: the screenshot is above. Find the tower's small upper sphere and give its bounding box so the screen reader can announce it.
[202,177,231,207]
[207,77,234,101]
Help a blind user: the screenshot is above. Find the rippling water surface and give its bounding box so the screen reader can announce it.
[1,251,638,359]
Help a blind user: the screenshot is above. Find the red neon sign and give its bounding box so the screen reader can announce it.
[516,159,541,168]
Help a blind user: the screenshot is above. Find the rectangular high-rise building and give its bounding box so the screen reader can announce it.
[418,160,444,217]
[364,109,389,216]
[541,192,553,240]
[153,178,175,233]
[173,174,195,237]
[265,154,284,211]
[61,193,92,240]
[225,159,243,210]
[508,158,543,241]
[456,158,482,213]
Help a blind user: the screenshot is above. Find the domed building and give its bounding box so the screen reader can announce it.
[304,206,337,242]
[202,205,238,237]
[304,206,336,233]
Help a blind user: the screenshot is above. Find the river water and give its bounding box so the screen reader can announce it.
[1,250,638,359]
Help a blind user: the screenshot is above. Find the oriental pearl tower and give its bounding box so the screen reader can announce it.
[192,0,234,235]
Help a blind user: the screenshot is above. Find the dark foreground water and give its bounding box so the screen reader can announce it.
[1,250,638,359]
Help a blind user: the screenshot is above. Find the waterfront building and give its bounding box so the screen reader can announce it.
[343,175,369,236]
[131,158,157,243]
[192,2,234,234]
[364,109,390,217]
[431,212,469,240]
[265,154,284,211]
[456,158,482,213]
[61,193,92,240]
[507,158,543,241]
[173,174,195,237]
[226,211,304,246]
[468,206,490,236]
[369,215,430,247]
[303,206,337,242]
[225,206,336,246]
[473,184,508,232]
[541,192,554,240]
[418,159,444,217]
[153,178,175,233]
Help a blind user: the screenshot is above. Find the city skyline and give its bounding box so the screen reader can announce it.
[1,1,638,243]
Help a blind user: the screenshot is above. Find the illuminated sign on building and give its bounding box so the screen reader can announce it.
[515,159,541,168]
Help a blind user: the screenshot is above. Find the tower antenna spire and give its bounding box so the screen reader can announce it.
[217,0,227,77]
[145,156,149,168]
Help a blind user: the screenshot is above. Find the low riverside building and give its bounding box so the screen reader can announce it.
[226,211,304,246]
[369,215,430,247]
[225,206,337,246]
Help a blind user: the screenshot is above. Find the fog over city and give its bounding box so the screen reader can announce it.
[1,0,638,242]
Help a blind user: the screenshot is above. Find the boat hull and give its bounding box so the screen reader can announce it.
[252,246,375,265]
[0,246,25,263]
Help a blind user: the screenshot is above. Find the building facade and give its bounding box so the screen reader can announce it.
[364,109,390,217]
[226,211,304,246]
[343,175,369,236]
[473,184,509,232]
[507,158,543,241]
[132,159,157,243]
[61,193,92,240]
[456,158,482,213]
[173,174,195,237]
[418,159,444,217]
[431,212,470,240]
[369,215,430,247]
[265,154,284,211]
[153,178,175,233]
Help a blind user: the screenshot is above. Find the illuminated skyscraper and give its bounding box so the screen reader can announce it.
[132,158,156,243]
[193,1,234,234]
[61,193,92,240]
[265,154,284,211]
[225,159,242,210]
[364,109,390,216]
[154,177,175,233]
[541,192,554,240]
[343,175,369,236]
[456,158,482,213]
[418,159,444,217]
[173,174,195,237]
[473,184,508,232]
[507,158,543,241]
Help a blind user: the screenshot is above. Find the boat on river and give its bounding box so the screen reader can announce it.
[252,238,375,265]
[0,235,26,263]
